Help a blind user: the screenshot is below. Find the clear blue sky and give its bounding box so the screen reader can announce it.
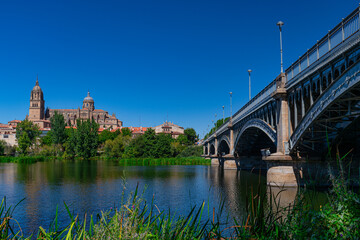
[0,0,357,137]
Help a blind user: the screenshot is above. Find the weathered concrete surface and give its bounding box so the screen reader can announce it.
[211,158,219,166]
[267,166,297,187]
[223,160,237,170]
[263,152,292,161]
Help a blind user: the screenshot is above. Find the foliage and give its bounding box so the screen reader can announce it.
[74,119,99,159]
[38,144,63,157]
[64,127,77,158]
[176,134,188,145]
[153,133,173,158]
[0,140,6,156]
[0,156,46,163]
[121,127,132,137]
[15,119,41,155]
[40,131,53,146]
[98,129,119,144]
[50,111,67,145]
[177,145,203,158]
[184,128,198,144]
[104,135,132,158]
[204,117,230,139]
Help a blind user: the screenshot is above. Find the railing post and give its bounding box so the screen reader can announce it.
[317,41,319,60]
[307,51,310,67]
[342,18,345,41]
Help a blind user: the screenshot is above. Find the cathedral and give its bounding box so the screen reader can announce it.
[28,77,123,129]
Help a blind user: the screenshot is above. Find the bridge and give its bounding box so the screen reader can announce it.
[202,6,360,187]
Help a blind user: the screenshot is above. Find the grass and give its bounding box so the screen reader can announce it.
[0,156,210,166]
[117,157,210,166]
[0,156,47,163]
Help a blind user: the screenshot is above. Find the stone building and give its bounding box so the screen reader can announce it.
[28,77,123,128]
[0,121,18,146]
[153,121,184,139]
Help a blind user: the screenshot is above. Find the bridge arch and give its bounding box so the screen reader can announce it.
[218,138,230,156]
[209,144,215,155]
[233,119,276,157]
[204,146,208,155]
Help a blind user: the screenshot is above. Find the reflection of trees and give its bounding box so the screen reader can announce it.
[207,164,267,222]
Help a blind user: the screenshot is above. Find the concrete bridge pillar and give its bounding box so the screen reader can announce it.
[228,123,234,154]
[268,73,292,160]
[207,142,210,155]
[214,134,218,155]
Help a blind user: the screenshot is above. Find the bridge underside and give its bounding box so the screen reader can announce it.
[235,127,276,157]
[294,82,360,159]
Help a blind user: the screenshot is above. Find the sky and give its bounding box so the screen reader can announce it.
[0,0,357,138]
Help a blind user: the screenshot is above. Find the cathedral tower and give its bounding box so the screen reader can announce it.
[29,76,45,120]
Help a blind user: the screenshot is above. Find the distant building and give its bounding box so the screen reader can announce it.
[153,121,184,139]
[28,77,123,129]
[0,121,18,146]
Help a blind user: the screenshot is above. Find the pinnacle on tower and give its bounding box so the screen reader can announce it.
[36,75,39,86]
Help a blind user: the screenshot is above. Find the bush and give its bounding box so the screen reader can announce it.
[178,145,203,157]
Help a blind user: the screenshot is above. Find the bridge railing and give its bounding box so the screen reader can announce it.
[286,7,360,83]
[207,79,277,141]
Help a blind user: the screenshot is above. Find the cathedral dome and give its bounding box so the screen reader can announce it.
[83,91,94,103]
[32,79,43,92]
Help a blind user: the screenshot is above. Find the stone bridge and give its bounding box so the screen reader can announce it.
[202,7,360,187]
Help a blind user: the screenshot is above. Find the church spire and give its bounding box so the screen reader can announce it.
[36,74,39,86]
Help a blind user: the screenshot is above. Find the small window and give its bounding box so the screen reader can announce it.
[4,135,8,138]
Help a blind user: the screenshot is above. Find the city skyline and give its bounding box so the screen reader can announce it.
[0,0,356,137]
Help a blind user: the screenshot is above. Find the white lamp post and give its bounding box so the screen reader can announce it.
[277,21,284,73]
[248,69,252,100]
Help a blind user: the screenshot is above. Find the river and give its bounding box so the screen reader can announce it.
[0,160,326,236]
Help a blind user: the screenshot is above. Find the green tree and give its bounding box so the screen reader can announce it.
[50,111,66,145]
[64,127,76,158]
[121,127,132,137]
[176,134,189,145]
[75,119,99,159]
[154,133,173,158]
[123,135,145,158]
[99,129,116,144]
[184,128,198,145]
[16,119,41,155]
[104,135,131,158]
[0,140,6,156]
[143,128,157,157]
[41,131,53,146]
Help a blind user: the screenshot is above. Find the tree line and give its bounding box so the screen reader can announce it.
[1,111,201,159]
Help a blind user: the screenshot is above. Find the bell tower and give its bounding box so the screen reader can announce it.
[29,76,45,120]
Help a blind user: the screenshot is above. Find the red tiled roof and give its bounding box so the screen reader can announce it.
[50,109,79,112]
[93,109,105,112]
[9,120,21,123]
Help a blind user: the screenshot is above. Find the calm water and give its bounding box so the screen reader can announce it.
[0,161,325,236]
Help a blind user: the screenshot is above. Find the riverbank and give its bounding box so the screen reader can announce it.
[0,156,209,165]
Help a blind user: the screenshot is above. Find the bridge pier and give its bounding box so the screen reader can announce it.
[211,157,219,166]
[267,166,298,187]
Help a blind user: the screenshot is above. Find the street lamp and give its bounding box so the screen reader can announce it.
[277,20,284,73]
[248,69,252,100]
[214,114,217,130]
[222,105,225,123]
[229,92,233,123]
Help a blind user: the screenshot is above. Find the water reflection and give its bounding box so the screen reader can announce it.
[0,161,325,236]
